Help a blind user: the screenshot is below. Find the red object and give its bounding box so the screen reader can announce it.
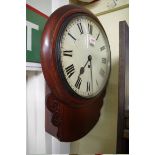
[26,4,48,19]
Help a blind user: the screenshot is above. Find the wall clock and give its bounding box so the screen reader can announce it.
[41,4,111,142]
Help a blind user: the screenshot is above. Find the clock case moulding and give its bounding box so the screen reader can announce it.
[41,4,111,142]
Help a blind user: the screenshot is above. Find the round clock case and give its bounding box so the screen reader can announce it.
[41,4,111,142]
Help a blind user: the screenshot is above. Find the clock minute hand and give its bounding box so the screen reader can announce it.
[89,55,93,92]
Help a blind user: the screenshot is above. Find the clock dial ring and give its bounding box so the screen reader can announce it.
[56,13,111,99]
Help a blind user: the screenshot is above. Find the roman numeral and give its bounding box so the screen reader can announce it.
[100,46,106,51]
[68,32,76,41]
[96,33,100,40]
[63,50,73,57]
[88,23,93,35]
[102,58,106,64]
[75,76,82,89]
[87,82,91,92]
[65,64,75,78]
[77,23,83,34]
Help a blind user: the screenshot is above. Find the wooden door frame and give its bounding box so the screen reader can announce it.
[116,20,129,153]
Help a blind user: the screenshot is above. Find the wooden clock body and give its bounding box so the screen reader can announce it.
[41,5,110,142]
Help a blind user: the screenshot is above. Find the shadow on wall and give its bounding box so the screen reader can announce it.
[70,60,119,154]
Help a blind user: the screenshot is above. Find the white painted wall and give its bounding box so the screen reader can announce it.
[26,71,46,154]
[52,0,69,12]
[26,70,70,154]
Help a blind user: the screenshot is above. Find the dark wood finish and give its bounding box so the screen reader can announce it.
[41,5,110,142]
[116,21,129,153]
[45,85,104,141]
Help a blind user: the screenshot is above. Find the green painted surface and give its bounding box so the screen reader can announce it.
[26,7,47,63]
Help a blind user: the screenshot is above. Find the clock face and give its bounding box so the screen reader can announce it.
[57,15,110,98]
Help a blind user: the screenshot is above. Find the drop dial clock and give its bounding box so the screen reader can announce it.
[41,5,111,142]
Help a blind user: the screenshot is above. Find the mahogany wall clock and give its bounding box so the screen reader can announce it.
[41,4,111,142]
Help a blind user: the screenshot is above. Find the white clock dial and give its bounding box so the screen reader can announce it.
[59,15,110,98]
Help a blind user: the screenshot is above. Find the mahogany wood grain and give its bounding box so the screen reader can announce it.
[41,4,110,142]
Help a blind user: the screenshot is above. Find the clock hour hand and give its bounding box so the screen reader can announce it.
[79,56,90,76]
[79,67,84,75]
